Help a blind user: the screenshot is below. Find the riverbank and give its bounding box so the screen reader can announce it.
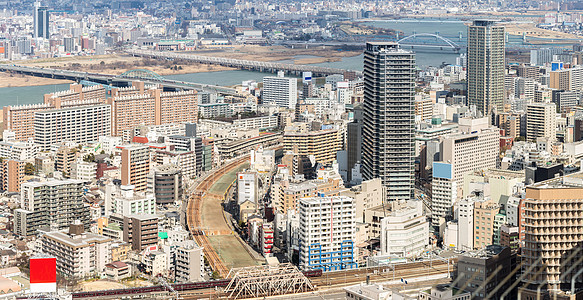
[184,44,362,64]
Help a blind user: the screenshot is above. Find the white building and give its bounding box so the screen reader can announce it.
[71,159,97,182]
[431,162,457,226]
[232,115,279,130]
[298,195,357,271]
[174,240,204,282]
[98,136,123,154]
[105,184,156,216]
[39,224,112,278]
[456,198,475,251]
[440,117,500,194]
[380,200,429,258]
[34,104,112,151]
[263,73,298,109]
[237,172,258,204]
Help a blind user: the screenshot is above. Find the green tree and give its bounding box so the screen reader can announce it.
[211,271,221,279]
[24,162,35,175]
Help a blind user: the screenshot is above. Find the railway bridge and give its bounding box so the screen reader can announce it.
[127,49,358,77]
[0,64,239,95]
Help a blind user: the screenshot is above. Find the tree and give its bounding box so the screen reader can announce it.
[83,153,95,162]
[211,271,220,279]
[24,163,35,175]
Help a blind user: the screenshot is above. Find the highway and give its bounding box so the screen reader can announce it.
[127,49,358,77]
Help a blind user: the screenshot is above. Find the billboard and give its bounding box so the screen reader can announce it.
[30,257,57,293]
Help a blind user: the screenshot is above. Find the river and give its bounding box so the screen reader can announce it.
[0,18,564,106]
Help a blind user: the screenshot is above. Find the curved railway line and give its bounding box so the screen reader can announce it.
[187,155,252,278]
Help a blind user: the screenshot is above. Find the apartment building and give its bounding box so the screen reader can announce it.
[15,179,90,236]
[55,145,77,177]
[526,103,557,142]
[121,145,150,192]
[34,104,111,151]
[232,115,279,130]
[473,197,500,250]
[108,88,198,136]
[175,240,204,282]
[123,214,159,251]
[467,20,505,115]
[431,162,457,226]
[415,96,433,122]
[283,129,341,166]
[521,173,583,295]
[298,195,357,271]
[3,84,106,141]
[362,42,416,201]
[105,184,156,216]
[147,164,183,205]
[263,73,298,109]
[39,223,112,278]
[0,159,25,193]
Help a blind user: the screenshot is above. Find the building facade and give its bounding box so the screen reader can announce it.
[362,42,416,201]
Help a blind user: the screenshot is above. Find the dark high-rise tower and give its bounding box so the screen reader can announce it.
[34,2,50,39]
[467,20,505,115]
[362,42,416,201]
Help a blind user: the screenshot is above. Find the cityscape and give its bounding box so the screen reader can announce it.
[1,0,583,299]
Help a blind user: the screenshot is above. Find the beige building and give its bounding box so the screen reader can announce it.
[283,128,341,166]
[473,197,500,249]
[440,117,500,191]
[526,103,556,142]
[415,96,433,122]
[522,173,583,293]
[340,178,383,223]
[121,145,150,192]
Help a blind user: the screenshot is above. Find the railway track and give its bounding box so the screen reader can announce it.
[187,156,251,278]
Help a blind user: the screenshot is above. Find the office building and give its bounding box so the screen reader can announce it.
[121,145,150,192]
[0,159,25,193]
[15,180,90,236]
[362,42,416,201]
[39,222,112,278]
[440,117,500,189]
[526,103,556,142]
[455,245,513,300]
[33,2,49,39]
[551,90,578,112]
[298,195,357,271]
[380,200,429,258]
[174,240,204,282]
[457,198,475,251]
[521,173,583,296]
[263,73,298,109]
[34,104,111,151]
[283,128,341,166]
[147,164,183,205]
[346,105,363,184]
[467,20,505,115]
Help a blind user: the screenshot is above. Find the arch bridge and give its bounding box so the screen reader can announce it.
[116,69,165,82]
[397,33,462,53]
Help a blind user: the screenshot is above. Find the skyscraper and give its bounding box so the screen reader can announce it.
[362,42,416,201]
[33,2,49,39]
[467,20,505,115]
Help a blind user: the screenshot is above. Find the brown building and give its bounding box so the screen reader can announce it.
[0,159,25,192]
[121,145,150,192]
[3,84,106,141]
[123,214,159,251]
[496,112,522,139]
